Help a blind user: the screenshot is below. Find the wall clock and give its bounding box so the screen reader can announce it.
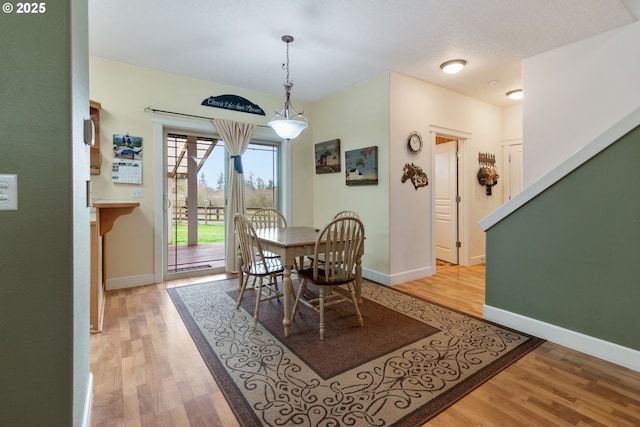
[407,131,423,154]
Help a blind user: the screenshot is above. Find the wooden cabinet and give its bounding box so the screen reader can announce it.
[90,100,101,175]
[89,201,139,333]
[90,213,104,333]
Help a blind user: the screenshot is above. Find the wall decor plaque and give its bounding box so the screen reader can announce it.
[201,94,266,116]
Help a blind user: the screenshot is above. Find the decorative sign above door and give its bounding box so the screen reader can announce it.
[201,94,266,116]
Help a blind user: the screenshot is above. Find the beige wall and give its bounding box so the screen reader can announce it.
[91,58,509,287]
[89,57,313,286]
[310,73,391,280]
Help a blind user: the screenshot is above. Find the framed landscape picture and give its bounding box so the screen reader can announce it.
[345,146,378,186]
[315,139,341,174]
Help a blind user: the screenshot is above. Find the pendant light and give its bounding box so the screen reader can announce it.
[268,35,308,142]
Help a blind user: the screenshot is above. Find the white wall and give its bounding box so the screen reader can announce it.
[503,104,523,142]
[90,57,313,285]
[389,73,503,283]
[523,21,640,186]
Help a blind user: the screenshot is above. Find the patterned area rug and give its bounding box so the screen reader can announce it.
[168,279,543,426]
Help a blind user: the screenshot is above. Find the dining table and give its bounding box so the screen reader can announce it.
[254,225,364,337]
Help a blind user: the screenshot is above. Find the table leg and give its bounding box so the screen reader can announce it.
[283,264,293,337]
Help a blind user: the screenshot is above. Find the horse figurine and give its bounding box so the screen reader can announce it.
[401,163,429,190]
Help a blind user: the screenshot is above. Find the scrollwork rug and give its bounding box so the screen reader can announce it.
[167,279,543,426]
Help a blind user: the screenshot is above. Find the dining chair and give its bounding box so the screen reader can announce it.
[332,210,361,220]
[292,216,365,340]
[251,208,287,229]
[234,213,284,324]
[250,208,287,259]
[308,210,361,267]
[251,208,304,271]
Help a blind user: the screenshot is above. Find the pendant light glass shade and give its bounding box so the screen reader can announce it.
[268,35,308,141]
[268,115,308,140]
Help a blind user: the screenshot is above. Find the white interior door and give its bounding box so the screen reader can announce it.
[435,141,458,264]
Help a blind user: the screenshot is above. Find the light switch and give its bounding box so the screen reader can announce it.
[131,188,143,198]
[0,174,17,210]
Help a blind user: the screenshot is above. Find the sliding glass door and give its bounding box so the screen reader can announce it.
[241,142,281,214]
[164,131,280,279]
[166,133,226,277]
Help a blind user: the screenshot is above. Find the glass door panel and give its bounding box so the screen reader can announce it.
[243,142,280,214]
[166,133,226,276]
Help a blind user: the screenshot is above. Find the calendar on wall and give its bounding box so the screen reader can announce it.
[112,158,142,184]
[112,133,143,184]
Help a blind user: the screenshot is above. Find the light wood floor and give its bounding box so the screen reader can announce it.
[90,265,640,426]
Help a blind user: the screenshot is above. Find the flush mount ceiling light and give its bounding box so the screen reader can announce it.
[268,35,308,142]
[440,59,467,74]
[506,89,523,100]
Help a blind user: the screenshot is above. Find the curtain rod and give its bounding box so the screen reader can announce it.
[144,106,270,128]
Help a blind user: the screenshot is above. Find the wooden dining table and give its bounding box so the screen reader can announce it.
[254,226,364,337]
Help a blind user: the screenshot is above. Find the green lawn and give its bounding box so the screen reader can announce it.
[172,222,225,244]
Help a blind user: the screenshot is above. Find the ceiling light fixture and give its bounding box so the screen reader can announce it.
[440,59,467,74]
[506,89,523,100]
[268,35,308,142]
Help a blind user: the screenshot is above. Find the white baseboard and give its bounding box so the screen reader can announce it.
[361,268,389,285]
[363,266,434,286]
[106,273,156,290]
[81,373,93,427]
[469,255,486,266]
[484,304,640,372]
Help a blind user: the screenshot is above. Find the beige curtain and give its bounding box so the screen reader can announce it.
[213,118,256,271]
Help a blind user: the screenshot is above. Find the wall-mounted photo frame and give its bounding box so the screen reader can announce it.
[315,139,341,174]
[112,133,143,184]
[113,133,143,160]
[345,146,378,186]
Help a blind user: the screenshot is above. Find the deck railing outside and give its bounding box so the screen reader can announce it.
[172,206,264,224]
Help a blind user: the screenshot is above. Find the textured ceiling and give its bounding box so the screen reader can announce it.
[89,0,639,107]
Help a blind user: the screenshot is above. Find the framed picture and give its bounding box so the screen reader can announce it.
[315,139,341,174]
[345,146,378,186]
[113,133,143,160]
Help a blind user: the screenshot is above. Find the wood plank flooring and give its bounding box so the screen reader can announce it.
[90,265,640,426]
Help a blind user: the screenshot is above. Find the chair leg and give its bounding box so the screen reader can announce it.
[236,274,249,310]
[319,287,325,340]
[272,273,281,300]
[292,279,307,318]
[348,283,364,327]
[253,279,262,324]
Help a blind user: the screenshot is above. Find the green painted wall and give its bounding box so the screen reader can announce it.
[0,1,90,425]
[486,126,640,351]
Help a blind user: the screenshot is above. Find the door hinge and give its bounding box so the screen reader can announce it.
[456,196,461,203]
[456,241,462,248]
